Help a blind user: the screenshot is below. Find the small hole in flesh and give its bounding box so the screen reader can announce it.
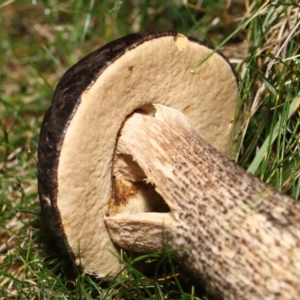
[133,103,157,117]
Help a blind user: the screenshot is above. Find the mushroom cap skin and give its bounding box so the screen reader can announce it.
[38,31,238,277]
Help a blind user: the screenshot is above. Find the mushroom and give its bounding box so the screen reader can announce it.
[38,31,300,299]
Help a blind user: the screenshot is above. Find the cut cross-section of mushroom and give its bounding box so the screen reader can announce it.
[106,104,300,299]
[38,31,238,278]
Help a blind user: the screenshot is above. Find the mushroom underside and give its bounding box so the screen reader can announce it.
[41,32,238,277]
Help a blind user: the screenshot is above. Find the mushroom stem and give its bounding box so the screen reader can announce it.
[105,104,300,299]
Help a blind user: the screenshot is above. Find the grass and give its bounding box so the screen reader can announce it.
[0,0,299,299]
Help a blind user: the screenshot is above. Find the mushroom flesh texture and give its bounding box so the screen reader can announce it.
[38,31,300,299]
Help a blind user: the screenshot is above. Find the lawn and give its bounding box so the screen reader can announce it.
[0,0,299,299]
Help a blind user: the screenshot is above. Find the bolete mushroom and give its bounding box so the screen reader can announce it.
[38,31,300,299]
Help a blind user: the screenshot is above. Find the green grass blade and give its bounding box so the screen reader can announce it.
[247,93,300,175]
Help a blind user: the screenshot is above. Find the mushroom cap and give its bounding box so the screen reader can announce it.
[38,31,238,276]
